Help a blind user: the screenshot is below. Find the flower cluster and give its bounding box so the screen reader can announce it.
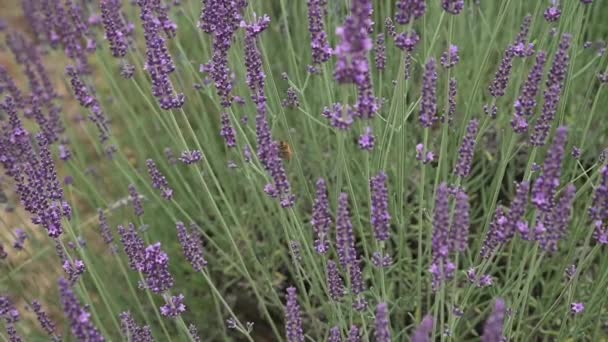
[136,0,184,109]
[176,222,208,271]
[306,0,332,65]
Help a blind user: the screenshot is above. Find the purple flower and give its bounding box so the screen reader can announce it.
[63,259,86,284]
[306,0,332,65]
[375,303,391,342]
[395,31,420,52]
[12,229,27,250]
[570,302,585,314]
[176,222,208,271]
[590,166,608,244]
[336,193,357,267]
[358,127,375,151]
[160,294,186,318]
[0,295,22,342]
[58,278,105,342]
[385,18,396,38]
[31,301,58,340]
[179,150,203,164]
[442,0,464,15]
[416,143,435,164]
[544,5,561,22]
[146,159,173,200]
[375,34,386,70]
[420,58,438,127]
[481,298,506,342]
[328,326,342,342]
[454,119,479,178]
[118,223,146,271]
[333,0,379,119]
[447,78,457,124]
[450,189,470,252]
[531,127,568,212]
[311,179,332,254]
[411,315,434,342]
[323,103,355,130]
[141,242,174,293]
[536,184,576,253]
[372,251,393,268]
[285,287,304,342]
[489,47,515,98]
[326,260,345,301]
[242,15,295,208]
[395,0,426,24]
[66,66,110,144]
[220,112,237,148]
[119,311,153,341]
[100,0,130,58]
[136,0,184,109]
[370,171,391,241]
[512,51,547,133]
[347,325,361,342]
[348,259,367,311]
[441,45,460,68]
[531,34,572,146]
[128,184,144,217]
[189,324,201,342]
[98,209,114,247]
[430,183,456,290]
[282,88,300,109]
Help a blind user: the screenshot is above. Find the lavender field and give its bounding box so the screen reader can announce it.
[1,0,608,341]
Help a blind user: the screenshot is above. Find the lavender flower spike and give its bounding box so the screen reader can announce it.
[141,242,174,293]
[336,193,357,267]
[531,126,568,212]
[118,223,146,271]
[311,179,332,254]
[512,51,547,133]
[128,184,144,217]
[347,325,361,342]
[442,0,465,15]
[136,0,184,109]
[489,47,515,99]
[590,166,608,244]
[454,119,479,178]
[160,294,186,318]
[411,315,434,342]
[420,58,438,127]
[176,222,208,271]
[31,300,58,340]
[430,183,456,290]
[451,189,470,252]
[58,278,105,342]
[375,34,386,71]
[285,287,304,342]
[395,0,426,25]
[146,159,173,200]
[119,312,154,341]
[328,326,342,342]
[374,302,391,342]
[481,298,506,342]
[370,171,391,241]
[531,34,572,146]
[441,45,460,69]
[100,0,130,58]
[326,260,345,301]
[306,0,332,65]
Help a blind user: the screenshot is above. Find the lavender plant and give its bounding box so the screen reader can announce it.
[1,0,608,341]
